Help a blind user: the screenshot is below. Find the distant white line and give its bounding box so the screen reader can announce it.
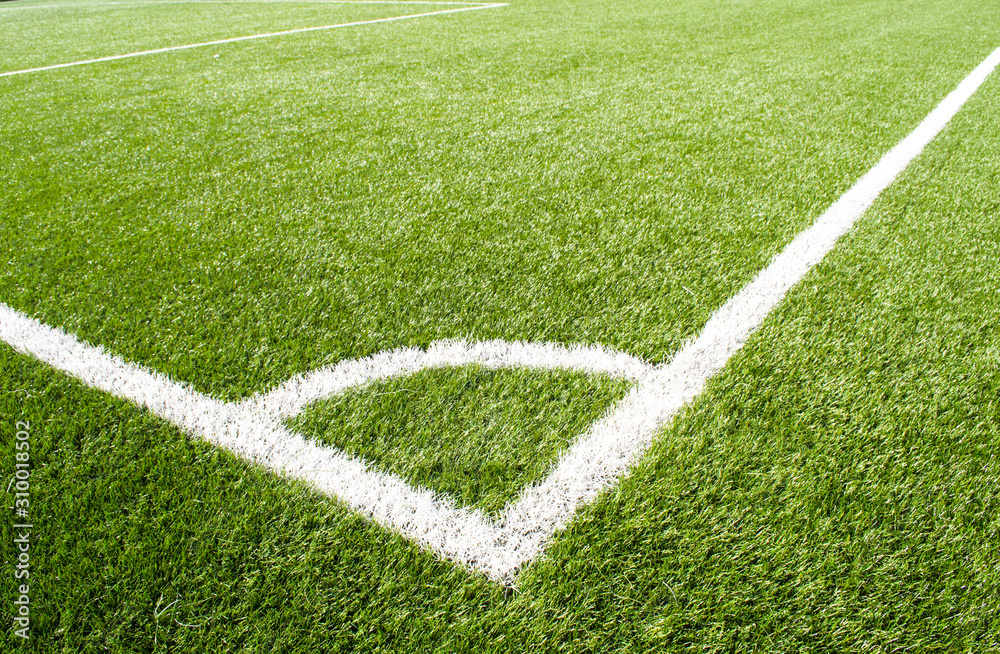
[492,43,1000,577]
[0,44,996,584]
[98,1,501,6]
[0,3,64,8]
[0,0,495,11]
[0,2,507,78]
[0,307,645,581]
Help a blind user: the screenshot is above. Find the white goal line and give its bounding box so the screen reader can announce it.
[0,0,498,11]
[0,2,507,78]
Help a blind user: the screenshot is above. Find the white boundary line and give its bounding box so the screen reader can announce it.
[0,0,500,13]
[106,1,503,5]
[3,1,501,7]
[0,2,507,78]
[1,45,997,584]
[0,1,496,10]
[497,52,1000,568]
[0,312,650,579]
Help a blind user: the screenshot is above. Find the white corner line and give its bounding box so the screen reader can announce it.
[1,45,997,585]
[0,0,504,10]
[97,1,504,6]
[489,43,1000,577]
[0,1,500,11]
[0,2,508,78]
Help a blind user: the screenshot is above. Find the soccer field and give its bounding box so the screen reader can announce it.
[2,0,999,650]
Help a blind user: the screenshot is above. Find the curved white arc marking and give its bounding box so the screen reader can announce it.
[243,338,654,421]
[0,302,641,581]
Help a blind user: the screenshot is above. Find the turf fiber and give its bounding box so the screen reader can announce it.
[2,0,999,650]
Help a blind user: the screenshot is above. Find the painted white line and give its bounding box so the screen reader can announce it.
[0,303,513,574]
[0,1,498,14]
[0,1,498,13]
[0,3,70,8]
[98,1,500,6]
[0,45,997,584]
[0,2,507,78]
[0,304,642,579]
[111,1,502,5]
[4,1,495,5]
[0,1,494,12]
[244,339,654,421]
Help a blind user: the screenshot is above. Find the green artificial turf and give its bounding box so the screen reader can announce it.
[290,366,632,516]
[0,0,410,72]
[2,0,999,651]
[4,0,996,403]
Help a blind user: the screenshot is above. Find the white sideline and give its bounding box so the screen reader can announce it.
[0,1,500,11]
[2,45,998,584]
[0,2,507,78]
[105,2,504,5]
[2,1,502,7]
